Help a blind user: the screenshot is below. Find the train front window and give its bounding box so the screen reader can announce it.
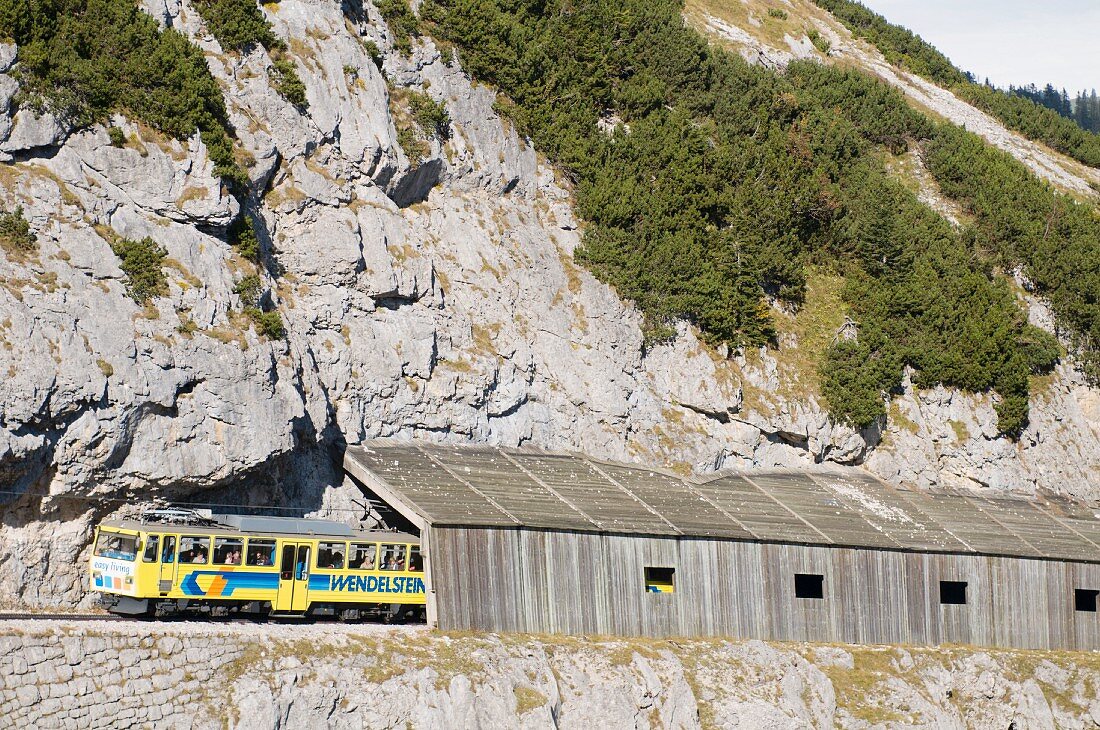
[379,544,407,571]
[94,531,137,561]
[317,541,346,570]
[246,539,276,566]
[349,543,377,571]
[213,537,243,565]
[142,535,160,563]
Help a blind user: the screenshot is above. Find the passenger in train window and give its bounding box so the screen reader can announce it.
[213,538,243,565]
[180,537,209,564]
[317,541,347,569]
[380,544,406,571]
[349,543,376,570]
[246,540,276,566]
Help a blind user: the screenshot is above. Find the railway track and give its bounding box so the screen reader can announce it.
[0,612,123,622]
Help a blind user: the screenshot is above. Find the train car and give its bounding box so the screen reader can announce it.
[88,509,426,620]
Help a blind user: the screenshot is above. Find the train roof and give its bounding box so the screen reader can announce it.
[99,517,419,543]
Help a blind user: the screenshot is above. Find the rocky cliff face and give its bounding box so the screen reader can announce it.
[0,0,1098,610]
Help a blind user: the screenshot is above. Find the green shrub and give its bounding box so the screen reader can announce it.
[0,0,246,187]
[271,58,307,108]
[110,236,168,303]
[244,307,285,339]
[191,0,280,52]
[806,29,831,54]
[362,39,384,68]
[107,126,126,147]
[228,213,260,262]
[233,273,262,305]
[408,91,450,138]
[395,124,429,165]
[0,205,36,259]
[0,206,37,254]
[376,0,419,55]
[767,8,787,19]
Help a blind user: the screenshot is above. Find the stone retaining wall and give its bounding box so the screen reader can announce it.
[4,619,1100,729]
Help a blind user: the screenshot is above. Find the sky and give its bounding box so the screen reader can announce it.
[859,0,1100,93]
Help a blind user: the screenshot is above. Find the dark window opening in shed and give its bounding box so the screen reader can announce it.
[1075,589,1099,612]
[794,573,824,599]
[940,580,968,605]
[644,567,675,593]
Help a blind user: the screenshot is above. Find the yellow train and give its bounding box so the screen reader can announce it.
[88,509,426,620]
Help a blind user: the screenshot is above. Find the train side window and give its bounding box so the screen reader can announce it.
[317,541,346,570]
[246,539,276,566]
[179,536,210,564]
[349,543,377,571]
[408,546,424,573]
[213,537,243,565]
[161,536,176,564]
[142,535,160,563]
[380,544,407,571]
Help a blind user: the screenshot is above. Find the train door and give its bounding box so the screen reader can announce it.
[275,542,311,613]
[159,534,177,594]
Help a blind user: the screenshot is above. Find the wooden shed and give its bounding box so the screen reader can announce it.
[344,441,1100,650]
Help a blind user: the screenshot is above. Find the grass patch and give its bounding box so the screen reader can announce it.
[948,419,970,442]
[887,401,919,434]
[513,686,547,715]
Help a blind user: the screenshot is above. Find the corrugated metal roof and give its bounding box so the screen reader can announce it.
[344,442,1100,563]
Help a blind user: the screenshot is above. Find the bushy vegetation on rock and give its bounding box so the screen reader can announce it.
[0,0,247,186]
[189,0,308,110]
[111,236,168,304]
[192,0,279,51]
[234,274,284,339]
[376,0,420,55]
[0,206,36,255]
[228,212,262,262]
[813,0,1100,167]
[424,0,1094,436]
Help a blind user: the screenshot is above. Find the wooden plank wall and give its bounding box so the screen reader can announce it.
[429,526,1100,650]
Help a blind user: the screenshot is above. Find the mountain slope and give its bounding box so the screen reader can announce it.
[687,0,1100,196]
[0,0,1097,614]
